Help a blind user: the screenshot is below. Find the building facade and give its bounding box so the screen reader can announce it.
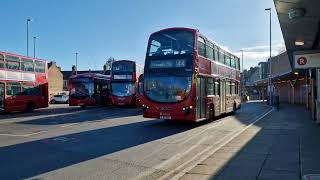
[48,62,64,95]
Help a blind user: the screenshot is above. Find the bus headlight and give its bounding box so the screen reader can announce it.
[182,106,193,111]
[142,104,150,110]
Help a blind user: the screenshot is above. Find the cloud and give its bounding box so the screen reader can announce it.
[233,41,286,70]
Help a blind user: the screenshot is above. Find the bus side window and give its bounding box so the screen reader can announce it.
[207,78,214,95]
[206,42,214,60]
[0,54,4,68]
[226,81,230,95]
[197,37,206,57]
[215,80,220,96]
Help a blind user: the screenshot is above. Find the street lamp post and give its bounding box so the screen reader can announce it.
[75,52,78,74]
[265,8,272,105]
[33,36,37,58]
[26,19,31,56]
[240,50,244,100]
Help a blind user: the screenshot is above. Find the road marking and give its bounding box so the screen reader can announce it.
[61,123,78,127]
[165,108,274,180]
[0,130,47,137]
[135,108,273,180]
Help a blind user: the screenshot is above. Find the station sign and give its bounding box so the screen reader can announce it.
[294,52,320,69]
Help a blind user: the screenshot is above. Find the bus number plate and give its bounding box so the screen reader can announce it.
[160,115,171,120]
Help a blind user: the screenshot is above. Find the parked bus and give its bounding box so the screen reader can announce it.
[110,60,143,106]
[69,73,110,108]
[140,27,241,121]
[136,74,144,106]
[0,51,48,113]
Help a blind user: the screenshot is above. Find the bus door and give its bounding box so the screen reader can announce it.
[0,83,5,111]
[196,77,206,119]
[220,80,226,113]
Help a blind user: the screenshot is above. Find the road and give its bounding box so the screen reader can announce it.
[0,103,272,180]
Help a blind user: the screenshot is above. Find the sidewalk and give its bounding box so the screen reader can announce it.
[180,104,320,180]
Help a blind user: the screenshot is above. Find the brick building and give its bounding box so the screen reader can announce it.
[48,62,64,95]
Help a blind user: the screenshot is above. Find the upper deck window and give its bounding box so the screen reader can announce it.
[6,55,20,70]
[218,51,225,64]
[206,41,214,60]
[147,30,194,56]
[225,54,231,66]
[0,54,4,68]
[35,60,45,73]
[21,58,34,72]
[112,62,134,72]
[197,37,206,57]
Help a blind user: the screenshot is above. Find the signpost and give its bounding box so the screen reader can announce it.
[294,52,320,69]
[294,51,320,123]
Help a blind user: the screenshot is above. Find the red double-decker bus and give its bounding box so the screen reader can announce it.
[110,60,143,106]
[0,51,48,113]
[141,27,241,121]
[69,73,110,108]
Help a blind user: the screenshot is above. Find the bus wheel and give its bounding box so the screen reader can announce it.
[80,105,86,109]
[26,103,34,113]
[209,104,215,121]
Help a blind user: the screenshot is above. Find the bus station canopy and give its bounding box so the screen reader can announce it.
[274,0,320,59]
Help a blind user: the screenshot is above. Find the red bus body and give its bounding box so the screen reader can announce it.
[141,27,241,122]
[0,51,49,113]
[69,73,111,108]
[110,60,143,106]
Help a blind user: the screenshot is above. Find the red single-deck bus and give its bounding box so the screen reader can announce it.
[69,73,110,108]
[110,60,143,106]
[0,51,49,113]
[141,27,241,121]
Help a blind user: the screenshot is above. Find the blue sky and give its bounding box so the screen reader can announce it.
[0,0,284,70]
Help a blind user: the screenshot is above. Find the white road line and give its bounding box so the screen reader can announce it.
[165,108,274,180]
[135,108,273,180]
[60,123,78,128]
[0,130,47,137]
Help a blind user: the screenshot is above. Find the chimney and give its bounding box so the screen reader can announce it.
[72,65,77,75]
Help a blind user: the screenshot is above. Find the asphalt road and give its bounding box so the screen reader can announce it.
[0,103,272,180]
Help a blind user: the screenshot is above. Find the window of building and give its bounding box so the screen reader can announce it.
[215,80,220,96]
[206,41,214,60]
[6,55,20,70]
[21,58,34,72]
[63,80,68,90]
[35,61,46,73]
[198,37,206,57]
[207,78,214,95]
[6,82,21,96]
[0,54,4,68]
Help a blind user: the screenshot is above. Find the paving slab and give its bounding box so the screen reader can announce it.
[179,104,320,180]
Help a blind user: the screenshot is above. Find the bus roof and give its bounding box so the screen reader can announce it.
[69,73,110,80]
[0,51,48,63]
[113,60,136,64]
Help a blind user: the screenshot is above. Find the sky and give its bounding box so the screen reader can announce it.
[0,0,285,71]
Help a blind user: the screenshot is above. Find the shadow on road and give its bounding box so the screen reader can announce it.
[0,119,201,180]
[14,106,142,125]
[0,102,277,180]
